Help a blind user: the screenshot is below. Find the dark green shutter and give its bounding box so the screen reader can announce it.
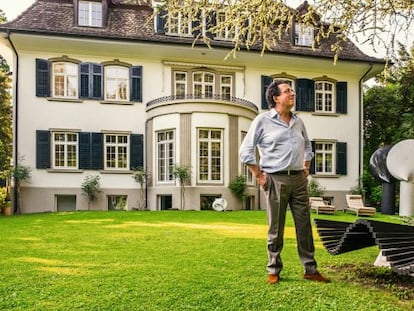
[91,133,104,170]
[156,8,167,34]
[130,66,142,102]
[205,11,216,39]
[310,141,316,174]
[295,78,314,111]
[92,64,103,99]
[36,59,50,97]
[36,130,50,169]
[79,63,90,98]
[80,63,102,99]
[336,142,347,175]
[192,9,201,37]
[130,134,144,169]
[261,75,273,109]
[336,81,347,114]
[79,132,91,169]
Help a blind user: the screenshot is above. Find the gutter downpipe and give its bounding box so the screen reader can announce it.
[6,31,19,214]
[359,63,374,189]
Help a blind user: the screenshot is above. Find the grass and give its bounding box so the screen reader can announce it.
[0,210,413,311]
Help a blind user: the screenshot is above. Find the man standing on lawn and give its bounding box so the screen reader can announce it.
[239,79,330,284]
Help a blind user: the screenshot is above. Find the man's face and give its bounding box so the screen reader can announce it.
[275,83,295,109]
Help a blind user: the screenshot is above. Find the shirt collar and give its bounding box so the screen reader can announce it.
[269,109,296,120]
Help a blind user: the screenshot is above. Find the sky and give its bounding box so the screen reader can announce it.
[1,0,35,20]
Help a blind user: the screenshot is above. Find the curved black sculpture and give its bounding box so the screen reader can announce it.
[369,145,397,215]
[314,219,414,276]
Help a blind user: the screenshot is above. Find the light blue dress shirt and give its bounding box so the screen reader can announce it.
[239,109,314,173]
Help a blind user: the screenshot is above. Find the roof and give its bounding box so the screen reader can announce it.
[0,0,385,64]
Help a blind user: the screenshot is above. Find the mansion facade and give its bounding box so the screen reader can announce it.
[0,0,384,213]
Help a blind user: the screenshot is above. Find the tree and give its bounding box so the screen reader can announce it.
[0,69,12,174]
[172,164,191,210]
[10,162,32,214]
[228,175,247,209]
[363,44,414,206]
[132,167,150,210]
[81,175,102,210]
[158,0,414,61]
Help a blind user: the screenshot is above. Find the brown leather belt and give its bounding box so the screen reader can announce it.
[274,170,303,175]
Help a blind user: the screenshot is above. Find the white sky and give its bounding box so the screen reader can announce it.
[1,0,35,20]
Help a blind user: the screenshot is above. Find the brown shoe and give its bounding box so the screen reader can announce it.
[268,274,280,284]
[303,272,330,283]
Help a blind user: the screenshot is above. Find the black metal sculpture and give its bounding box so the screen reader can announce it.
[369,145,397,215]
[314,219,414,276]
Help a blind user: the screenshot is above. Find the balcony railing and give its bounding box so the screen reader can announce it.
[146,94,258,112]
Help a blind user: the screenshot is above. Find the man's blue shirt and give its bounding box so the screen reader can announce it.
[239,109,313,173]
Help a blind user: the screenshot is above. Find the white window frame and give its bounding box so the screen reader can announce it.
[315,81,335,113]
[104,65,129,102]
[220,75,232,100]
[104,134,129,170]
[315,141,336,175]
[174,71,187,97]
[52,132,78,169]
[294,23,314,47]
[193,72,215,98]
[78,1,103,27]
[215,11,236,41]
[198,128,223,183]
[52,62,78,98]
[167,11,192,36]
[156,129,175,183]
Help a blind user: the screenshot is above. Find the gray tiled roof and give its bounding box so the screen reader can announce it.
[0,0,384,63]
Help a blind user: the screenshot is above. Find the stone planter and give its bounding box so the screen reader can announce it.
[2,202,12,216]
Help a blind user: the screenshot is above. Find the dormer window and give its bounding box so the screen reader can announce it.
[216,11,236,41]
[168,11,192,36]
[294,23,314,47]
[78,1,103,27]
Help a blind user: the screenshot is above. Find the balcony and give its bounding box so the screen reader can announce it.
[146,94,258,116]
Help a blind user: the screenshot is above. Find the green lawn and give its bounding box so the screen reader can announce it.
[0,210,413,311]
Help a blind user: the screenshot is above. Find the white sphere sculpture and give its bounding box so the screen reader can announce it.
[212,198,228,211]
[386,139,414,216]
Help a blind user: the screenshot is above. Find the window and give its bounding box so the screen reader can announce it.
[168,11,192,36]
[104,134,129,170]
[315,142,335,174]
[36,59,141,101]
[37,131,144,170]
[241,131,253,185]
[198,129,222,182]
[295,24,314,47]
[174,72,187,97]
[315,81,334,112]
[107,195,127,211]
[104,66,129,101]
[216,11,236,40]
[52,132,78,169]
[193,72,215,98]
[78,1,103,27]
[220,75,232,100]
[157,130,175,182]
[52,62,78,98]
[173,69,234,99]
